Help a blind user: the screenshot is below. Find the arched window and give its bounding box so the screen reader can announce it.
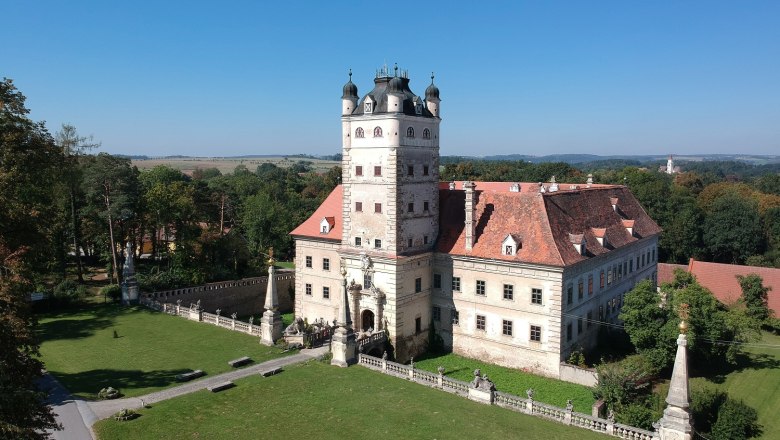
[373,126,383,138]
[355,127,364,138]
[423,128,431,139]
[406,127,415,138]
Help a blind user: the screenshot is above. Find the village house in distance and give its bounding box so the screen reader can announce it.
[290,66,661,379]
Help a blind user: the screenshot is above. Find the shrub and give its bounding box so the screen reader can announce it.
[616,403,656,431]
[52,280,87,304]
[691,388,727,434]
[594,354,657,411]
[711,399,761,440]
[101,284,122,302]
[98,387,120,400]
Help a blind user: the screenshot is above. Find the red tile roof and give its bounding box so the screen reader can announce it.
[657,263,688,285]
[289,186,343,241]
[438,182,662,267]
[661,259,780,314]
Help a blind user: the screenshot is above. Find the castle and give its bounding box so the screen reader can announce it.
[290,67,661,379]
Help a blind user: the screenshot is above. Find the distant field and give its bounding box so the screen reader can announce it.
[132,156,339,175]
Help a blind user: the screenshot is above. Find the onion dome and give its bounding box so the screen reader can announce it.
[425,72,440,100]
[342,69,358,99]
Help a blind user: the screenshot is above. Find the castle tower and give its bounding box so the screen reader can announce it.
[340,65,441,256]
[338,65,441,361]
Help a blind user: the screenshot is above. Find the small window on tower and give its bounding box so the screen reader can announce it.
[373,126,382,137]
[423,201,429,212]
[355,202,362,212]
[408,238,413,248]
[355,237,361,246]
[374,166,382,176]
[408,202,414,213]
[355,127,364,138]
[408,165,414,176]
[355,165,363,176]
[423,165,429,176]
[423,128,431,139]
[407,127,414,138]
[375,203,382,213]
[374,239,382,249]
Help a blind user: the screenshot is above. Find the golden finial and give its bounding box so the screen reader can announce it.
[267,247,275,265]
[678,303,689,333]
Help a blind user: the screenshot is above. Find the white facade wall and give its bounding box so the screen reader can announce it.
[294,239,342,324]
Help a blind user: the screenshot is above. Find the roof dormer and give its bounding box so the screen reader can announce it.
[592,227,607,247]
[622,219,635,237]
[363,95,375,114]
[320,217,335,234]
[569,233,586,256]
[610,196,619,212]
[502,234,522,256]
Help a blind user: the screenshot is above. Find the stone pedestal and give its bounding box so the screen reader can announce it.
[658,407,693,440]
[468,388,494,404]
[188,309,202,321]
[121,282,139,305]
[330,327,356,367]
[261,310,283,346]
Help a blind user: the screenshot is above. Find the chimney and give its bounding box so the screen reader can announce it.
[610,196,619,212]
[464,181,476,251]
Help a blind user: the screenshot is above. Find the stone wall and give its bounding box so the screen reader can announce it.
[142,271,295,316]
[558,363,598,387]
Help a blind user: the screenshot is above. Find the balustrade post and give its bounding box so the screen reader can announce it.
[564,400,573,425]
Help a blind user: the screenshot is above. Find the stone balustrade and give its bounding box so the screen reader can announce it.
[140,298,263,337]
[356,353,659,440]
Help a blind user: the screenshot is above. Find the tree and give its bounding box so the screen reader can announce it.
[82,154,139,283]
[737,274,773,322]
[703,194,763,264]
[619,280,676,371]
[0,78,60,438]
[55,124,100,283]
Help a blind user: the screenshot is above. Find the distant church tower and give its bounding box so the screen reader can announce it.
[338,65,441,361]
[666,155,674,175]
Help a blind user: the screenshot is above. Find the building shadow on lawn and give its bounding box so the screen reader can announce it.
[51,368,194,400]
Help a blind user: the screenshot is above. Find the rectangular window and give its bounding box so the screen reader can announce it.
[323,258,330,271]
[305,256,312,268]
[599,305,604,321]
[323,286,330,299]
[355,237,362,247]
[407,165,414,176]
[607,269,613,285]
[476,280,486,296]
[652,249,656,262]
[433,273,441,289]
[636,256,640,269]
[588,275,593,295]
[355,165,363,176]
[530,325,541,342]
[415,317,422,334]
[423,165,430,176]
[375,203,382,213]
[363,273,372,289]
[587,310,593,328]
[452,277,461,292]
[433,306,441,322]
[423,235,429,244]
[567,285,573,305]
[374,239,381,249]
[578,279,584,299]
[408,238,413,248]
[423,201,429,212]
[503,284,514,300]
[600,270,605,288]
[623,262,628,278]
[355,201,362,212]
[476,314,486,331]
[408,202,414,213]
[502,320,513,336]
[374,166,382,176]
[578,317,583,334]
[618,264,623,280]
[451,309,460,325]
[567,323,573,342]
[415,277,422,293]
[305,283,312,296]
[629,260,633,273]
[642,254,645,267]
[532,288,543,305]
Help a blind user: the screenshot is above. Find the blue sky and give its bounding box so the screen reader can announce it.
[3,1,779,157]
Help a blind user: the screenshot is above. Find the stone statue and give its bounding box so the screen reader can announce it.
[196,300,201,310]
[566,399,574,411]
[607,409,615,423]
[216,308,221,316]
[437,366,445,375]
[248,316,254,325]
[231,312,237,320]
[526,388,535,400]
[284,317,304,335]
[382,351,388,360]
[477,374,495,392]
[176,299,182,306]
[470,369,482,389]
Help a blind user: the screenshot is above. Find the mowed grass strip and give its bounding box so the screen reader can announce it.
[94,360,610,440]
[415,353,595,410]
[37,304,289,399]
[690,331,780,439]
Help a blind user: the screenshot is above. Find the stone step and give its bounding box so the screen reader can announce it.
[206,381,234,392]
[175,370,205,382]
[260,367,282,377]
[228,356,252,368]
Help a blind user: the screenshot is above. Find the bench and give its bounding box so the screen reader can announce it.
[206,381,234,392]
[260,367,282,377]
[175,370,205,382]
[228,356,252,368]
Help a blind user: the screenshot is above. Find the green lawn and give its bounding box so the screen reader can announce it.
[415,353,595,410]
[275,261,295,269]
[689,331,780,439]
[37,304,289,399]
[94,360,610,440]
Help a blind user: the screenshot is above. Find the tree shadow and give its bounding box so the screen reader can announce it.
[692,351,780,384]
[36,304,149,341]
[49,368,195,400]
